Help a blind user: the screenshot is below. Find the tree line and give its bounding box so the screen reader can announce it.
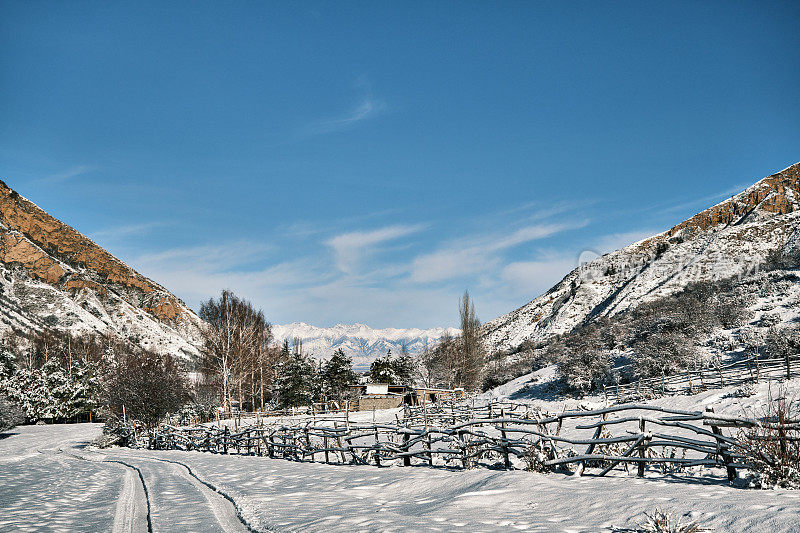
[0,289,488,430]
[0,329,188,428]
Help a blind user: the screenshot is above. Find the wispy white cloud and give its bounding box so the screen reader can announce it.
[501,253,577,295]
[303,96,386,136]
[90,222,168,241]
[409,221,587,283]
[657,183,748,216]
[301,76,387,136]
[121,206,657,329]
[327,224,425,274]
[134,241,275,275]
[491,223,580,250]
[37,165,96,184]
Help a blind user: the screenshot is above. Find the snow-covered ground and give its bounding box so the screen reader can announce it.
[481,364,800,419]
[0,424,130,532]
[3,402,800,532]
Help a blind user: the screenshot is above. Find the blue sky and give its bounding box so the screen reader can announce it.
[1,1,799,329]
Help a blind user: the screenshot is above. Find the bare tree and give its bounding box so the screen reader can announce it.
[456,290,486,389]
[199,290,273,412]
[419,291,487,391]
[106,347,189,428]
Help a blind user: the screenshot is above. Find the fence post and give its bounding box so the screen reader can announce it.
[223,426,229,454]
[305,427,313,462]
[706,407,737,482]
[500,408,511,469]
[374,427,381,467]
[426,431,433,466]
[637,417,646,477]
[755,353,761,383]
[458,429,468,469]
[785,352,792,380]
[402,430,411,467]
[577,412,606,476]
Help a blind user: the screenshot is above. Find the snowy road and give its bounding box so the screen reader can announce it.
[2,423,800,532]
[0,424,249,533]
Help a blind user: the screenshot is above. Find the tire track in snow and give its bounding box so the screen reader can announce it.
[72,447,255,532]
[103,458,153,533]
[131,455,257,533]
[59,449,153,533]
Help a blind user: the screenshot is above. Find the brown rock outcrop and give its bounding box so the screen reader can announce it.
[665,162,800,237]
[64,279,108,298]
[0,232,65,284]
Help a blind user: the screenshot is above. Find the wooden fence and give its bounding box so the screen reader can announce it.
[605,353,800,404]
[117,401,798,481]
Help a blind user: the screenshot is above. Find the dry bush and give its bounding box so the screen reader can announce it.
[523,440,556,473]
[740,389,800,489]
[636,508,704,533]
[523,440,578,473]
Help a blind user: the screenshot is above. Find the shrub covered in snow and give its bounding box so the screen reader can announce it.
[556,348,612,393]
[763,325,800,361]
[0,392,24,432]
[0,333,103,423]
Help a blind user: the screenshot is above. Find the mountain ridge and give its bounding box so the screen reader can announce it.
[0,180,203,358]
[482,161,800,354]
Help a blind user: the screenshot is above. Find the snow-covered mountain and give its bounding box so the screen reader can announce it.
[0,180,203,359]
[272,322,460,370]
[482,161,800,354]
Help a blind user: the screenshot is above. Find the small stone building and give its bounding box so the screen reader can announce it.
[350,383,408,410]
[409,387,465,406]
[350,383,465,410]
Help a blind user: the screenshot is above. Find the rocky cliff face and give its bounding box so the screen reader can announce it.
[482,161,800,353]
[0,180,203,359]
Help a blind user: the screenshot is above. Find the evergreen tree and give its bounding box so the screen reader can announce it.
[0,347,15,383]
[369,350,397,384]
[0,347,20,430]
[273,351,318,408]
[321,349,357,400]
[369,350,416,386]
[392,353,416,387]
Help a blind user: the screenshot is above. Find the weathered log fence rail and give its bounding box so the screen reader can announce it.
[606,353,800,404]
[117,401,799,481]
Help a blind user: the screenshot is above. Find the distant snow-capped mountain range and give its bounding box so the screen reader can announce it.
[271,322,460,371]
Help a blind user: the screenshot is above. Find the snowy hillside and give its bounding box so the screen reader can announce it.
[0,180,203,359]
[482,161,800,354]
[272,322,460,370]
